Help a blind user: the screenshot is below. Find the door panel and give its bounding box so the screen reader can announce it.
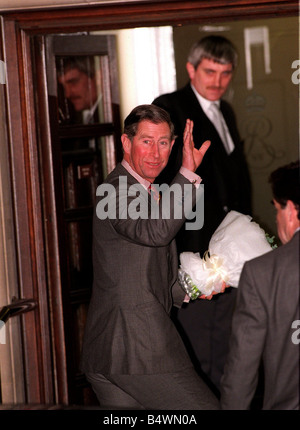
[34,33,121,404]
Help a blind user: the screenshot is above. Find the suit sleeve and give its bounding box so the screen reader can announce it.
[108,173,201,247]
[220,262,267,409]
[171,280,187,308]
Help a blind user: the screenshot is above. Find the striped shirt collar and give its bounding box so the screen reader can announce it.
[121,159,150,191]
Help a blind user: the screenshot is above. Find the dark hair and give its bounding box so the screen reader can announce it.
[269,160,300,219]
[187,35,238,70]
[123,104,176,141]
[56,56,95,78]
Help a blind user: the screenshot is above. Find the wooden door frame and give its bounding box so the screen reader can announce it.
[1,21,55,404]
[1,0,298,405]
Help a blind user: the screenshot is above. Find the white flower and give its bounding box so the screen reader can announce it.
[178,211,274,298]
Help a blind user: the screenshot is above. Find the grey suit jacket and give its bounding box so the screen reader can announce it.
[221,231,300,410]
[81,163,199,375]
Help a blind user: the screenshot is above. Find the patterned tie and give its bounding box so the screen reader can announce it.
[209,102,231,154]
[148,184,161,203]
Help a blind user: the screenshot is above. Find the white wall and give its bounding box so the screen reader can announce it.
[92,27,176,123]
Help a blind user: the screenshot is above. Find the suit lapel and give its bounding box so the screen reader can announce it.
[180,85,230,153]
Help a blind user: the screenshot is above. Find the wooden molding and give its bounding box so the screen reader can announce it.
[2,1,299,34]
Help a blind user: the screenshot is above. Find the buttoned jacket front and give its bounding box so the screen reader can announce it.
[81,163,199,375]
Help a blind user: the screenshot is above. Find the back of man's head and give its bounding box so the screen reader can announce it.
[269,160,300,220]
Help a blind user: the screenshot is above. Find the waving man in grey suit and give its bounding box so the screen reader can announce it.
[81,104,221,410]
[221,160,300,410]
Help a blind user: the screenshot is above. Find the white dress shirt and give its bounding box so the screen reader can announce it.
[191,84,235,154]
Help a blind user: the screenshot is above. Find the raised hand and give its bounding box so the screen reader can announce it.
[181,119,211,172]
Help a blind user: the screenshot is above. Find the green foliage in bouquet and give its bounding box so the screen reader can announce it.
[265,232,278,249]
[178,269,202,300]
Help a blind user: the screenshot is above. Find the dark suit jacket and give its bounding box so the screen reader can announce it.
[153,84,252,255]
[81,163,199,375]
[221,231,300,410]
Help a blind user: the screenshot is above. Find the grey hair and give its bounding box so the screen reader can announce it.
[187,35,238,70]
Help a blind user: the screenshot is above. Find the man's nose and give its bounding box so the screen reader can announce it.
[64,84,72,98]
[213,73,222,87]
[150,143,160,157]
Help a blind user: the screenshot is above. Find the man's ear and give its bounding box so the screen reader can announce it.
[286,200,297,220]
[286,200,300,235]
[121,134,131,154]
[186,62,196,80]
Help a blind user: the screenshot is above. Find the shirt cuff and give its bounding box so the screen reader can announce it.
[183,294,191,303]
[179,166,202,188]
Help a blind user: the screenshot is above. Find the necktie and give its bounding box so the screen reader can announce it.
[209,102,232,154]
[148,184,161,203]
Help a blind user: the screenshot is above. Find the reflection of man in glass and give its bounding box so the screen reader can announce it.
[57,56,101,124]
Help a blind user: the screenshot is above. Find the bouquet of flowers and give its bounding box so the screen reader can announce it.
[178,210,276,299]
